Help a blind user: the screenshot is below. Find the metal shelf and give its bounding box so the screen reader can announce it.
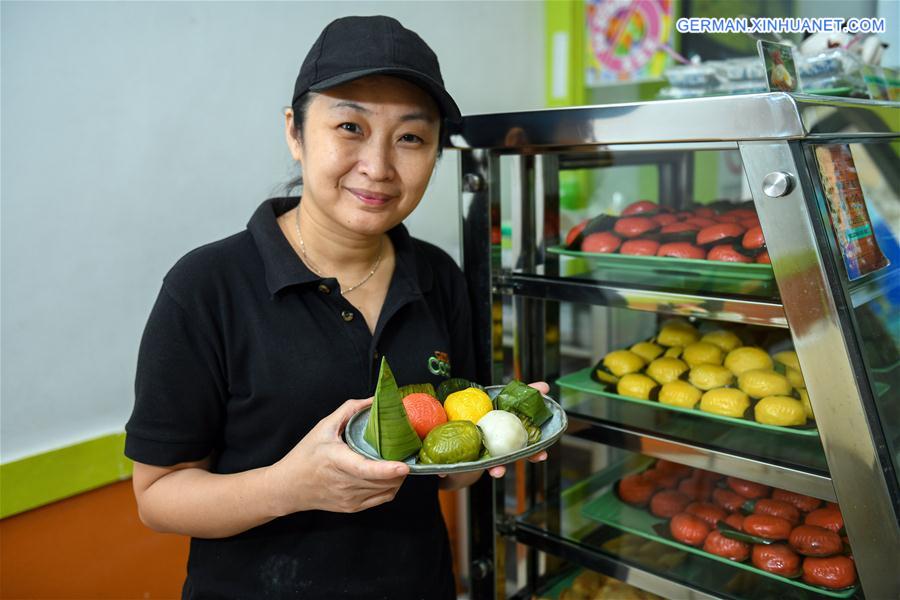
[495,273,789,328]
[564,415,836,502]
[512,523,722,600]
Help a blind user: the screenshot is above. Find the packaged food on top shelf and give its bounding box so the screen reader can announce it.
[663,61,722,89]
[582,459,859,596]
[798,49,869,95]
[718,57,766,82]
[659,48,872,99]
[799,50,853,80]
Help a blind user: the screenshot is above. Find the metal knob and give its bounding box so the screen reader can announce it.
[463,173,484,193]
[762,171,795,197]
[471,558,493,580]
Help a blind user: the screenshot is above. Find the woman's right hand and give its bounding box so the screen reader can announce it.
[266,398,409,515]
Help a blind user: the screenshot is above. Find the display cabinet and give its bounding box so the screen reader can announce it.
[450,93,899,599]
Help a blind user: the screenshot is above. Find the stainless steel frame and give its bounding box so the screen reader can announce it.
[566,417,835,501]
[495,273,789,327]
[455,94,900,599]
[739,141,900,599]
[450,93,898,150]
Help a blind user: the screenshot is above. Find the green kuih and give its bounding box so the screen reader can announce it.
[495,380,552,427]
[363,357,422,461]
[418,421,483,464]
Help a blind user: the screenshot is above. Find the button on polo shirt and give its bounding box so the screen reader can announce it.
[125,197,475,599]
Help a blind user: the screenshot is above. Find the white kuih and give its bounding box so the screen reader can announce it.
[477,410,528,456]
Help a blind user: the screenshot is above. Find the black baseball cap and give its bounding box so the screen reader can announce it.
[292,16,460,123]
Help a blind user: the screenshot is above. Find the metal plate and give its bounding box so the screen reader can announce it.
[557,367,819,437]
[344,386,568,475]
[548,246,775,280]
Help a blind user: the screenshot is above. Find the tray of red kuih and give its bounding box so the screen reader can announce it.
[582,458,858,598]
[551,200,775,280]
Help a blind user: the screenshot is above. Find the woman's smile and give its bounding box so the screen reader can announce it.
[345,186,397,207]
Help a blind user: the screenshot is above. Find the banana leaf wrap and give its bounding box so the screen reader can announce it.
[518,414,543,444]
[363,358,422,461]
[397,382,437,398]
[494,380,552,426]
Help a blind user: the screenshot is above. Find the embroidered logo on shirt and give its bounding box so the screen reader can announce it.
[428,351,451,377]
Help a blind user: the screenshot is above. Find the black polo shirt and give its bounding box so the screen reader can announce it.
[125,197,475,600]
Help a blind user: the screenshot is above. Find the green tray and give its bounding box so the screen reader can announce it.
[806,86,854,97]
[557,367,819,437]
[548,245,775,280]
[582,486,858,598]
[534,568,580,599]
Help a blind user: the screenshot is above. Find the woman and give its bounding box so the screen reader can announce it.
[126,16,546,599]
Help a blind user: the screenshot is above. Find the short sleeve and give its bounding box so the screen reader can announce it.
[125,283,226,466]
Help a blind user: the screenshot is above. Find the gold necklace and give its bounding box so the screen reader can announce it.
[294,208,383,295]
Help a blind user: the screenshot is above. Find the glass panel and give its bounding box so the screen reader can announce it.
[810,140,900,492]
[535,147,779,299]
[517,448,849,600]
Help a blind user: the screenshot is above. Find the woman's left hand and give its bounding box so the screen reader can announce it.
[437,381,551,489]
[487,380,550,478]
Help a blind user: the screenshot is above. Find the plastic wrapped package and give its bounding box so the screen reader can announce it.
[718,57,766,82]
[663,63,722,89]
[660,48,872,100]
[799,51,849,79]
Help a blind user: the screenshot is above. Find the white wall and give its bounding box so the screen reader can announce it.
[0,1,544,461]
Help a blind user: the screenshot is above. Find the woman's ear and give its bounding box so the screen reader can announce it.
[284,109,303,163]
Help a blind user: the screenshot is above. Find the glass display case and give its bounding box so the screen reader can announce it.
[450,93,900,599]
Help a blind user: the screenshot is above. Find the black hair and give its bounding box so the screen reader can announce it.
[284,92,317,196]
[283,89,445,196]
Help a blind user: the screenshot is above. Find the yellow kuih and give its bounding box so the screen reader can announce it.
[658,381,702,408]
[630,341,664,363]
[724,346,773,375]
[617,373,660,400]
[444,388,493,424]
[755,395,807,426]
[737,369,792,399]
[700,388,750,418]
[682,341,725,367]
[593,349,647,385]
[688,364,735,390]
[656,321,700,347]
[774,350,806,388]
[700,329,743,352]
[645,357,689,384]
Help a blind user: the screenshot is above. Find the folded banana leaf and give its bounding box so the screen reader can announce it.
[363,358,422,461]
[398,382,436,398]
[518,414,543,444]
[495,380,552,426]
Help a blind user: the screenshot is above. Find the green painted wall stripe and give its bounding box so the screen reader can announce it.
[545,0,584,107]
[0,433,132,519]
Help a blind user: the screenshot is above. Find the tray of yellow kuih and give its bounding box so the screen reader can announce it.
[345,358,567,474]
[556,320,818,437]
